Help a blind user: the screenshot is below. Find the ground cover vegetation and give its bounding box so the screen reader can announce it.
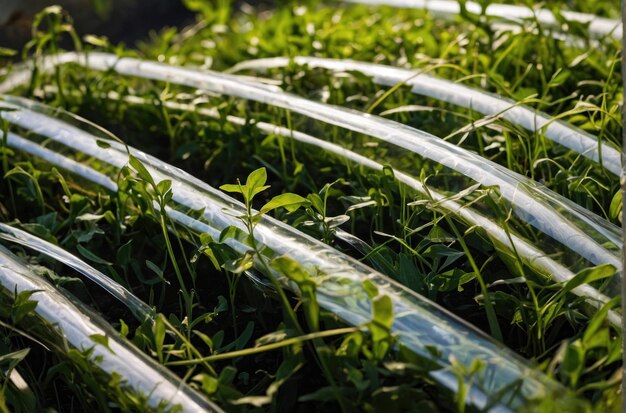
[0,0,623,411]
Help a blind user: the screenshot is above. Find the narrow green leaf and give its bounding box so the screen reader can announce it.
[557,264,616,301]
[153,316,166,363]
[609,190,622,222]
[307,193,324,214]
[145,259,165,279]
[0,348,30,368]
[582,296,620,345]
[128,155,156,187]
[76,244,112,265]
[95,140,112,149]
[219,183,243,194]
[0,47,17,57]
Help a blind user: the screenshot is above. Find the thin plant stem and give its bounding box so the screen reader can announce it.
[166,327,359,366]
[445,215,503,342]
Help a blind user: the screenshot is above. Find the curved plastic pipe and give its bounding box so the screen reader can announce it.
[229,56,622,176]
[99,92,618,323]
[0,246,222,413]
[0,53,621,285]
[1,98,588,411]
[341,0,622,40]
[0,223,154,323]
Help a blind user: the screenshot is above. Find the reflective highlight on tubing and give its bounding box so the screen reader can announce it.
[0,246,222,413]
[99,92,619,324]
[2,96,587,411]
[4,52,620,287]
[342,0,622,40]
[0,223,154,323]
[229,56,622,176]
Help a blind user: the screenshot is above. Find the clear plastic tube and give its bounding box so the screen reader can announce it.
[98,92,618,322]
[0,246,222,413]
[0,223,154,323]
[229,56,622,176]
[1,96,588,411]
[0,53,621,284]
[341,0,622,40]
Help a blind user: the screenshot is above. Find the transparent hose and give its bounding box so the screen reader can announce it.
[341,0,622,40]
[229,56,622,176]
[0,52,620,286]
[1,96,588,411]
[0,223,154,323]
[0,246,222,413]
[94,92,619,324]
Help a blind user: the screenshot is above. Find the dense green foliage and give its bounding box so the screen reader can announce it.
[0,0,623,411]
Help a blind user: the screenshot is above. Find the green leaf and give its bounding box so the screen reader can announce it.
[95,139,112,149]
[223,250,255,274]
[156,179,172,197]
[307,193,324,214]
[365,283,394,359]
[76,244,112,265]
[75,213,106,222]
[119,319,129,337]
[271,256,313,285]
[553,264,616,303]
[255,330,289,346]
[250,186,271,201]
[83,34,110,48]
[129,155,155,187]
[271,256,319,330]
[246,167,269,200]
[0,47,17,57]
[582,296,620,345]
[218,225,248,243]
[260,193,308,214]
[0,348,30,370]
[299,386,343,402]
[192,330,214,352]
[12,290,39,323]
[245,167,267,191]
[219,183,243,194]
[231,395,271,407]
[547,69,571,88]
[89,334,115,354]
[4,165,31,179]
[145,259,168,283]
[195,374,219,396]
[561,341,584,387]
[234,321,255,350]
[116,240,133,266]
[609,190,622,223]
[153,316,166,363]
[362,279,379,299]
[424,244,464,269]
[370,295,394,339]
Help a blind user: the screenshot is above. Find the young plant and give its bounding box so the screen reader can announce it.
[219,167,308,331]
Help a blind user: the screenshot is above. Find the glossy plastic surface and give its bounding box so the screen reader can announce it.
[1,95,588,411]
[1,53,621,287]
[0,246,221,413]
[230,56,622,176]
